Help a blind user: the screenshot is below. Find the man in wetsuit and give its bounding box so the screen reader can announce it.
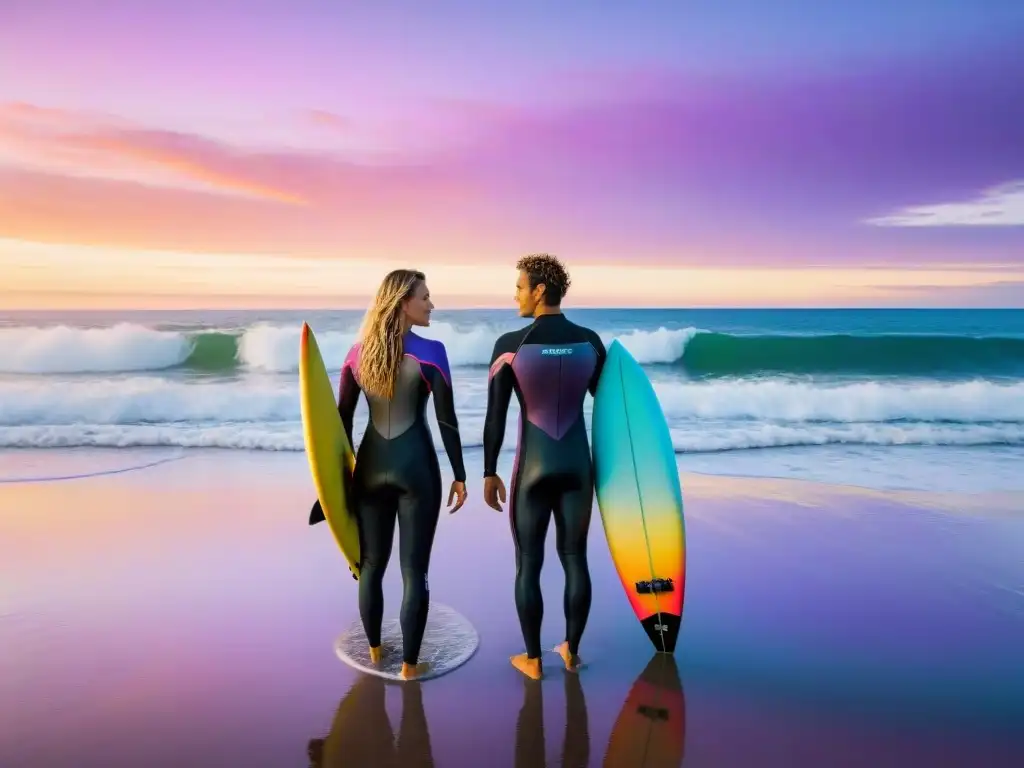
[482,253,607,680]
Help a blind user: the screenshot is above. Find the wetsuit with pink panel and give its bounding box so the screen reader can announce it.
[483,313,607,660]
[337,332,466,666]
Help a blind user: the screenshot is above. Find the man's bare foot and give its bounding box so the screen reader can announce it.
[554,641,582,672]
[368,645,384,664]
[510,653,543,680]
[400,662,430,680]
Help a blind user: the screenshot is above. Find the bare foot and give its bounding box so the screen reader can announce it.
[554,641,582,672]
[400,662,430,680]
[368,645,385,664]
[510,653,543,680]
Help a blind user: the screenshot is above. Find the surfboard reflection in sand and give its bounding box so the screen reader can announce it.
[307,653,686,767]
[513,652,687,768]
[603,654,687,768]
[307,676,434,767]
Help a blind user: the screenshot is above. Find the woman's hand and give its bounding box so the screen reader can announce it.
[447,480,468,514]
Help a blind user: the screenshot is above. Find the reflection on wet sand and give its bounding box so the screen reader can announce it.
[309,652,687,767]
[514,667,592,768]
[515,653,686,768]
[604,655,687,768]
[308,675,434,768]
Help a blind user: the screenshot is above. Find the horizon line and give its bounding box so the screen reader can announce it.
[2,304,1019,313]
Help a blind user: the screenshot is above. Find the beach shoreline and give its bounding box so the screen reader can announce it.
[4,444,1023,514]
[2,448,1022,766]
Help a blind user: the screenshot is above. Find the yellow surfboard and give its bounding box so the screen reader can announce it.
[299,322,360,579]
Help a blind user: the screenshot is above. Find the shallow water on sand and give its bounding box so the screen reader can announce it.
[1,449,1022,767]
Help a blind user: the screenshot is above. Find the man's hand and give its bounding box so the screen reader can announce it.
[447,481,467,514]
[483,475,507,512]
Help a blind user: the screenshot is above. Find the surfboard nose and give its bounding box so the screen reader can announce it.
[607,338,627,356]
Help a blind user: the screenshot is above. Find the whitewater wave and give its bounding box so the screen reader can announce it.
[0,322,697,374]
[0,324,195,374]
[652,378,1024,423]
[3,378,1023,426]
[0,376,488,426]
[2,422,1021,453]
[4,321,1023,377]
[8,319,1024,380]
[2,377,1022,452]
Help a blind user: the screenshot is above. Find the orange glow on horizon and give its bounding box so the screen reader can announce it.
[2,238,1022,310]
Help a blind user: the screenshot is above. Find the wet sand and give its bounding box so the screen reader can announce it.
[1,448,1023,767]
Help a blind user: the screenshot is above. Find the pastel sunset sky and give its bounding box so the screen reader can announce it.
[2,0,1023,309]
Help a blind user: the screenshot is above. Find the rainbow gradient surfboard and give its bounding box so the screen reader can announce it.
[592,340,686,653]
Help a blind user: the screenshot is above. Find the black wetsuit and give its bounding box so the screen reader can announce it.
[336,332,466,665]
[483,312,607,659]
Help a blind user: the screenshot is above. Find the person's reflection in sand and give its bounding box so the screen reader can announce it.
[307,674,435,767]
[394,680,434,765]
[515,669,591,767]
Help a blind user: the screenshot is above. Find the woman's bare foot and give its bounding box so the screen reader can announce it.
[510,653,543,680]
[554,641,582,672]
[400,662,430,680]
[368,645,384,664]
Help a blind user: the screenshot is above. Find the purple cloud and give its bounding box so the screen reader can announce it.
[867,181,1024,227]
[433,44,1024,255]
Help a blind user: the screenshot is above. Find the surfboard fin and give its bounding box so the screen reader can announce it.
[641,612,682,654]
[309,499,326,526]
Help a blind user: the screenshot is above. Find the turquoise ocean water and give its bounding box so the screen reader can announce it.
[2,308,1023,492]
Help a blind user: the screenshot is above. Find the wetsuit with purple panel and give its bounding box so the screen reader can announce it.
[483,313,607,660]
[336,331,466,666]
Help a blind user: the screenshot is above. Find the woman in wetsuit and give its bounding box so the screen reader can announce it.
[338,269,468,680]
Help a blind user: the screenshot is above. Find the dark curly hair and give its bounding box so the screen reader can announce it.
[516,253,571,306]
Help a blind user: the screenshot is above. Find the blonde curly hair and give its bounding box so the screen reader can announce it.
[357,269,425,399]
[516,253,571,306]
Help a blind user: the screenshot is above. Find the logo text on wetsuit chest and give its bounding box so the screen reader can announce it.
[541,347,575,356]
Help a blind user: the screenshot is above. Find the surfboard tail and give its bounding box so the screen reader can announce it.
[641,612,681,654]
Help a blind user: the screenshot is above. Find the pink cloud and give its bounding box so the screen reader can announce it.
[306,109,352,133]
[1,40,1020,270]
[0,101,473,211]
[0,102,306,204]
